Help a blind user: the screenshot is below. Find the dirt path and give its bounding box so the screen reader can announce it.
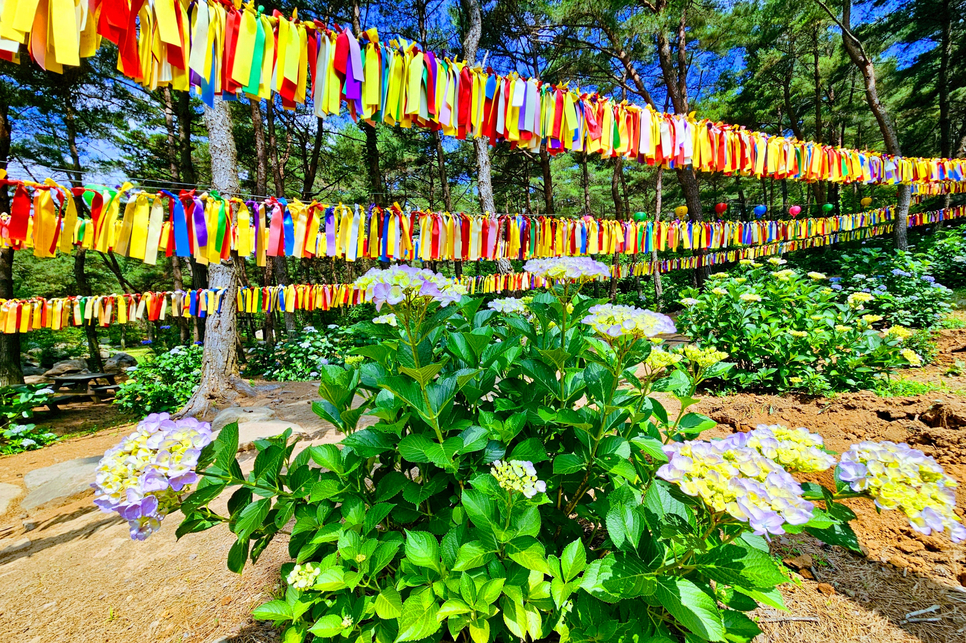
[1,335,966,643]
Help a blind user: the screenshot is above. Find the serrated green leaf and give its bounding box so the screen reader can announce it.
[234,498,271,541]
[342,429,397,457]
[553,453,584,475]
[506,536,551,574]
[308,614,345,638]
[395,590,440,642]
[252,599,292,622]
[375,586,404,619]
[453,540,494,571]
[654,577,725,641]
[405,530,441,572]
[695,543,787,590]
[560,538,586,582]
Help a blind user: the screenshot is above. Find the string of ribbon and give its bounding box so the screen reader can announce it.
[3,204,962,334]
[0,2,962,187]
[0,172,936,265]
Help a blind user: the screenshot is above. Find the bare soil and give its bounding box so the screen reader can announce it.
[2,340,966,642]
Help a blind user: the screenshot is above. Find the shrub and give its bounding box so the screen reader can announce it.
[826,248,952,328]
[678,260,916,393]
[1,423,58,455]
[244,326,373,381]
[0,384,54,425]
[89,261,958,643]
[918,226,966,289]
[114,345,203,414]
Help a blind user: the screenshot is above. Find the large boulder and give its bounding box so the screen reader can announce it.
[21,456,101,514]
[103,352,137,373]
[21,365,45,376]
[44,359,89,377]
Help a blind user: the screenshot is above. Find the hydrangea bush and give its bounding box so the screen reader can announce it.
[114,344,203,413]
[100,258,965,643]
[678,262,918,393]
[244,326,373,381]
[0,423,58,455]
[825,247,952,328]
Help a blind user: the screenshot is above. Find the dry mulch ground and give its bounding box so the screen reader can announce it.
[2,337,966,642]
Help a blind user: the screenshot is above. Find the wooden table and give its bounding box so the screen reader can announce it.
[48,372,119,407]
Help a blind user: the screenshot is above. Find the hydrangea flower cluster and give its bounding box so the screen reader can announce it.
[581,304,676,339]
[344,355,365,367]
[739,293,762,302]
[712,287,728,296]
[744,424,836,473]
[682,345,729,368]
[645,347,683,370]
[886,326,913,340]
[657,437,814,536]
[92,413,213,540]
[522,257,609,282]
[490,460,547,498]
[680,297,699,307]
[901,348,922,366]
[807,272,827,280]
[837,441,965,542]
[847,292,874,308]
[372,313,397,326]
[354,265,467,311]
[287,562,322,590]
[487,297,528,314]
[861,314,883,324]
[787,330,808,338]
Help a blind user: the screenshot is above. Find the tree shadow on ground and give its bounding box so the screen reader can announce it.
[0,512,123,566]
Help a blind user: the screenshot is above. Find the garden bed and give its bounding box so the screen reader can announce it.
[0,341,965,642]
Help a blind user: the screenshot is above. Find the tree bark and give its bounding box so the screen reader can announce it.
[539,145,555,214]
[652,168,664,311]
[176,90,195,185]
[609,157,624,298]
[0,88,21,385]
[938,0,952,220]
[74,249,104,373]
[817,0,908,248]
[265,100,296,333]
[178,100,254,418]
[812,27,827,206]
[581,152,591,213]
[303,117,325,200]
[460,0,497,218]
[250,100,275,346]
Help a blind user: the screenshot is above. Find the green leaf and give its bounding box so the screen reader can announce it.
[253,600,293,622]
[733,586,786,611]
[468,618,490,643]
[606,501,644,551]
[805,521,862,552]
[453,540,494,571]
[553,453,584,475]
[308,444,343,473]
[308,615,345,638]
[395,590,441,642]
[234,498,271,541]
[722,610,762,643]
[509,437,549,463]
[375,586,404,619]
[363,503,396,534]
[695,543,787,590]
[228,538,248,574]
[500,597,529,640]
[400,362,446,387]
[437,598,473,620]
[654,577,725,642]
[631,435,669,463]
[405,530,441,572]
[602,553,657,598]
[398,433,437,463]
[215,422,239,470]
[560,538,587,582]
[342,429,397,457]
[506,536,551,574]
[678,412,717,435]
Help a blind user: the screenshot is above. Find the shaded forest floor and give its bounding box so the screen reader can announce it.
[2,335,966,641]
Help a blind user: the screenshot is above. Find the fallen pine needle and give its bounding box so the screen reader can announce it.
[759,616,820,624]
[905,605,941,619]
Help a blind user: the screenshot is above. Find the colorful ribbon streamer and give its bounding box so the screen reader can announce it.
[0,3,962,187]
[3,205,962,334]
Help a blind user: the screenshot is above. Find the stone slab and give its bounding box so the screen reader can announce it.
[21,456,101,514]
[0,482,22,516]
[235,420,308,451]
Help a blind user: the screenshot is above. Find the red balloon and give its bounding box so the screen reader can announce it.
[789,205,802,217]
[714,202,728,215]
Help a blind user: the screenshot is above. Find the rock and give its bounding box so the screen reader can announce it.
[22,520,36,532]
[816,583,835,596]
[889,555,910,570]
[783,554,813,570]
[0,482,22,516]
[21,456,101,514]
[958,571,966,587]
[235,420,308,451]
[211,406,276,432]
[21,365,45,376]
[103,352,137,373]
[898,540,925,554]
[800,568,815,580]
[44,359,89,377]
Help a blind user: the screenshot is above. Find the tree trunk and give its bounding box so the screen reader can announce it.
[819,0,908,248]
[0,88,21,385]
[178,100,254,418]
[250,100,275,346]
[539,146,555,214]
[460,0,497,218]
[265,100,296,333]
[938,0,952,224]
[812,27,827,206]
[581,152,591,213]
[74,249,104,373]
[176,90,195,185]
[652,168,664,311]
[303,117,325,200]
[609,158,624,298]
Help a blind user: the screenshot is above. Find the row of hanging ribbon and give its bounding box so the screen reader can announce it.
[3,204,962,334]
[0,172,933,265]
[0,1,962,187]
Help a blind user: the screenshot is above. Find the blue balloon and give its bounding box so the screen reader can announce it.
[753,205,767,218]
